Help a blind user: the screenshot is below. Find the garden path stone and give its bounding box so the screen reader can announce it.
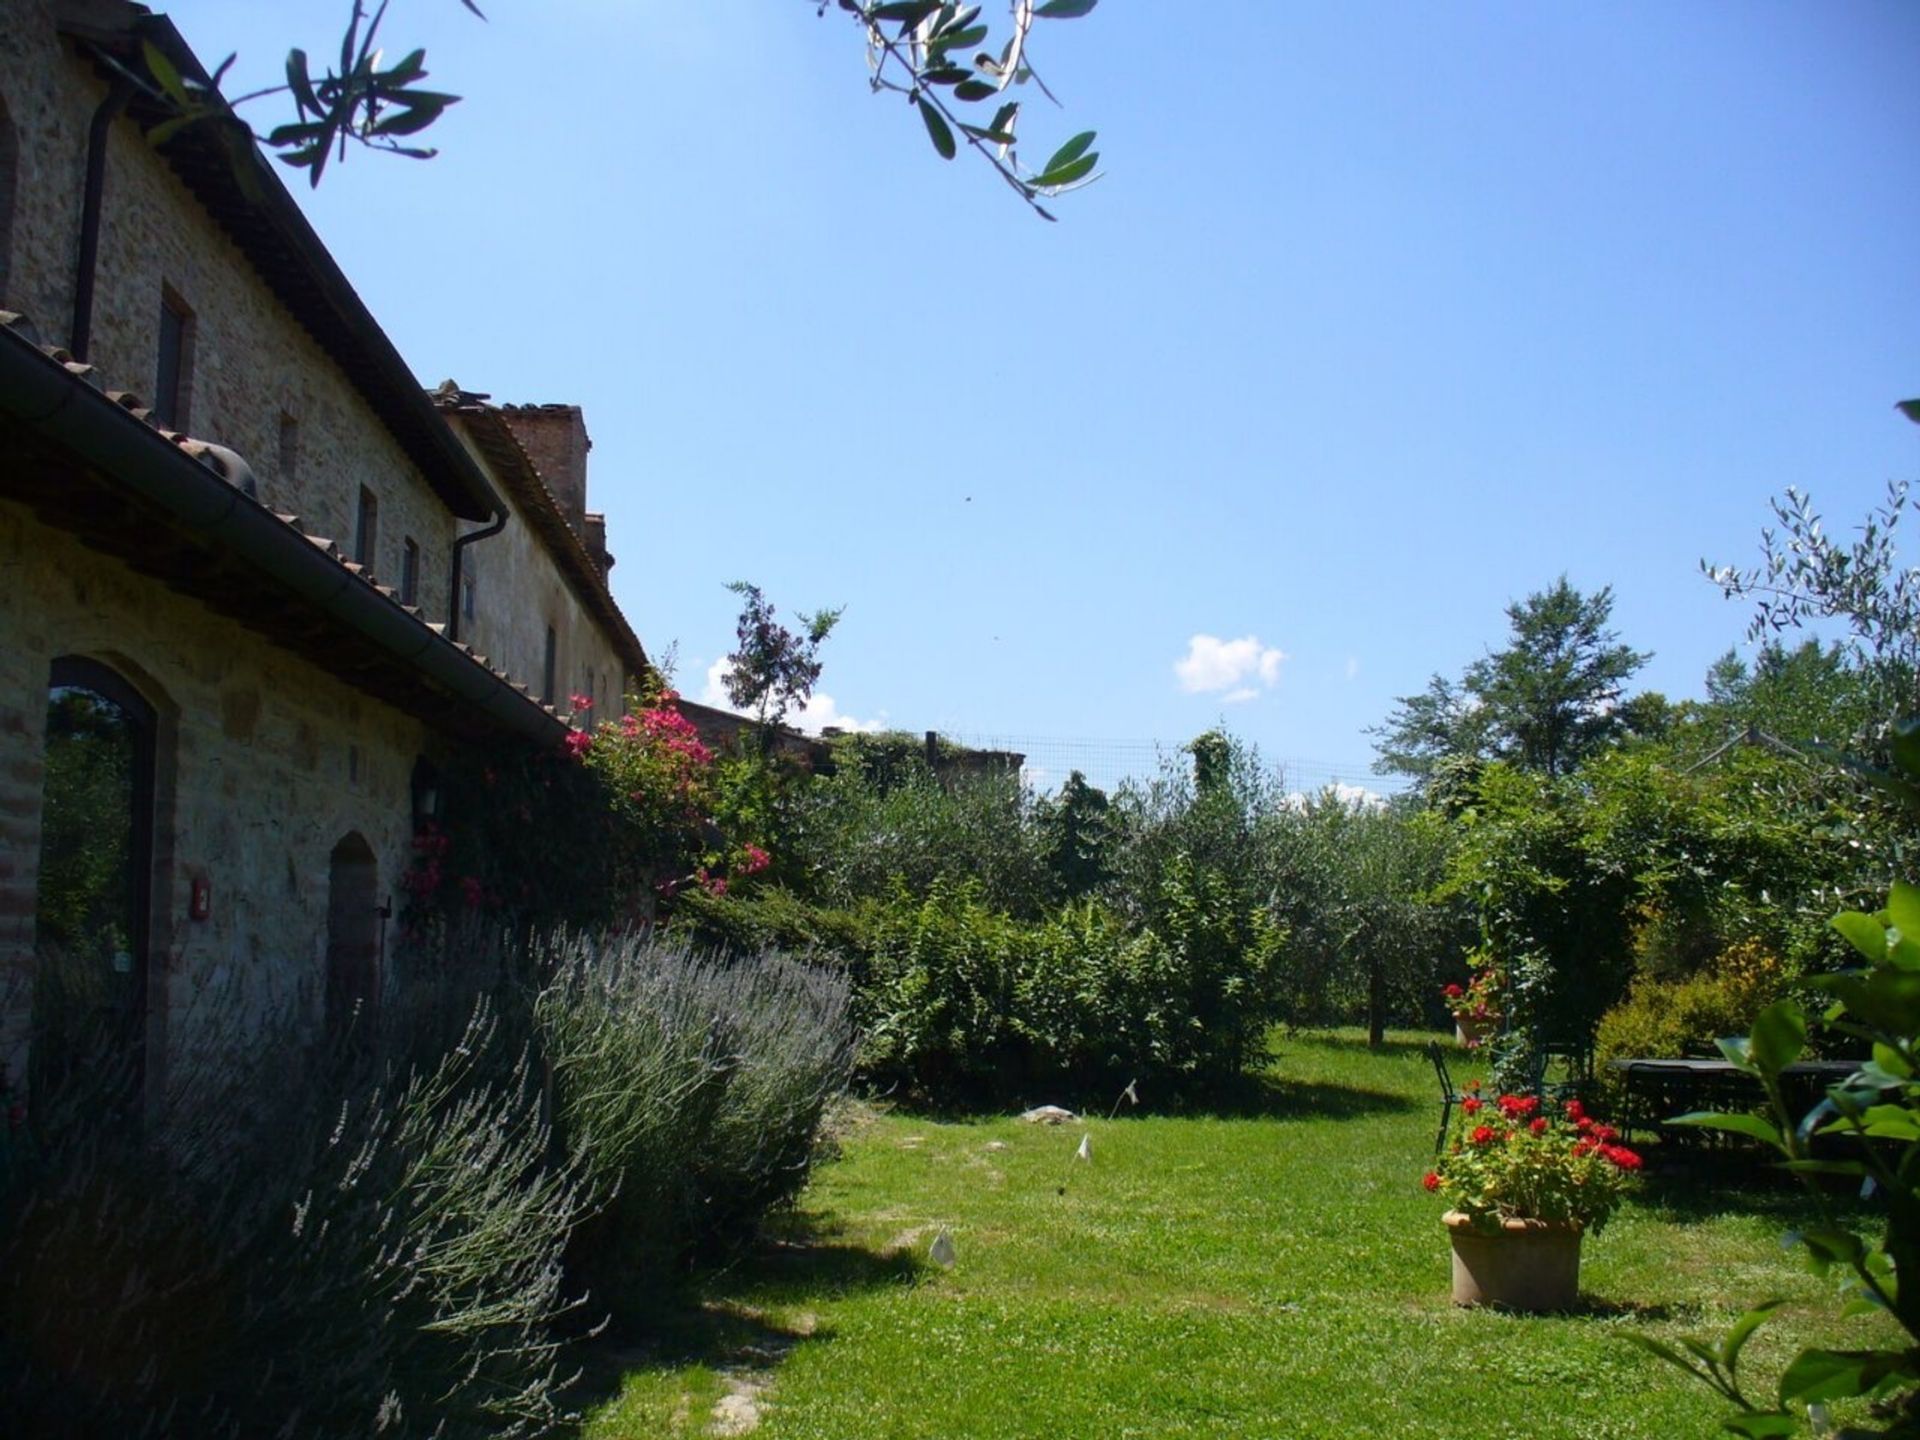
[1020,1105,1077,1124]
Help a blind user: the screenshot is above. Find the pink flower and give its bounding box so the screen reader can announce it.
[569,692,594,713]
[740,844,772,876]
[562,728,593,758]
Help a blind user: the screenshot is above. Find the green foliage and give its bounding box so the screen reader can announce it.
[1109,731,1283,930]
[857,877,1287,1103]
[722,582,842,735]
[1,927,858,1435]
[1703,639,1887,752]
[404,742,621,935]
[1373,576,1651,783]
[2,983,585,1439]
[1034,769,1119,901]
[139,2,1102,216]
[797,755,1055,919]
[1428,1091,1642,1231]
[665,876,862,952]
[135,2,479,190]
[1258,792,1467,1039]
[1594,943,1793,1101]
[1627,877,1920,1434]
[1707,476,1920,723]
[847,0,1104,216]
[1439,763,1640,1088]
[538,934,857,1293]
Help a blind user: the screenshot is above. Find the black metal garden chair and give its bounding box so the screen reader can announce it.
[1427,1040,1462,1154]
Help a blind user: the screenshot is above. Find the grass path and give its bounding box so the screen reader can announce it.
[582,1032,1892,1439]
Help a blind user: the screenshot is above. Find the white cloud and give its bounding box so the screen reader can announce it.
[698,658,883,735]
[1222,687,1260,705]
[1283,781,1390,812]
[1173,634,1287,697]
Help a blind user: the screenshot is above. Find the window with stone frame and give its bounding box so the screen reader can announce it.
[353,485,379,570]
[154,286,195,430]
[399,536,420,607]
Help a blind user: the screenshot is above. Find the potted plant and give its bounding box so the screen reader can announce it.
[1422,1090,1642,1310]
[1444,965,1504,1048]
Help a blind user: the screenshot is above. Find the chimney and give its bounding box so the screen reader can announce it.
[500,404,590,535]
[583,512,614,576]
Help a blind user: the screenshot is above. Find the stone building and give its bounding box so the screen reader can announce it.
[0,1,650,1115]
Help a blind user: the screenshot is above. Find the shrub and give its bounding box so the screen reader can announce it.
[0,980,585,1440]
[536,933,857,1296]
[858,874,1288,1103]
[795,756,1055,918]
[1593,940,1792,1104]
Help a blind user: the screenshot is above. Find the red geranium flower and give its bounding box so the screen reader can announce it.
[1469,1125,1497,1147]
[1461,1097,1483,1115]
[1423,1171,1441,1191]
[1529,1117,1549,1134]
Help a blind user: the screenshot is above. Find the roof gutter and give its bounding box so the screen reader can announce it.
[0,323,565,746]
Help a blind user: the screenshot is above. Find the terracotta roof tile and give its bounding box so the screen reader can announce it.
[0,307,566,734]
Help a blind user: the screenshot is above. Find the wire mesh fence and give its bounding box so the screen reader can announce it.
[939,731,1405,800]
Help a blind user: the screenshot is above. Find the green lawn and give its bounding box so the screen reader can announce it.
[580,1031,1893,1439]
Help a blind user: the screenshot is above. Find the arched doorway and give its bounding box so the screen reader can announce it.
[325,833,380,1043]
[32,657,157,1116]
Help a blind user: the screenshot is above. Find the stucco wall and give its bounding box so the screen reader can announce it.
[0,497,431,1105]
[0,3,459,617]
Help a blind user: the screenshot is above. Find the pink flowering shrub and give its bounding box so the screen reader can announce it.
[580,685,774,903]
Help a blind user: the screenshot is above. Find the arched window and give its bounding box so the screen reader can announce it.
[32,657,158,1116]
[325,832,380,1043]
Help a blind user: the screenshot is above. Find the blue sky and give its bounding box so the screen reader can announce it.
[170,2,1920,793]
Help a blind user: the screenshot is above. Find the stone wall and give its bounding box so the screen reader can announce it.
[0,497,433,1108]
[450,419,639,717]
[0,2,460,618]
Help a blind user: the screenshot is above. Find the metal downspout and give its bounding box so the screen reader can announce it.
[447,511,508,644]
[71,76,132,362]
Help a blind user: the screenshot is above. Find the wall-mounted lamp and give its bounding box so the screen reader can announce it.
[411,756,442,832]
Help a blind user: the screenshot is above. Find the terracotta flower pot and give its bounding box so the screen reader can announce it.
[1443,1211,1583,1311]
[1454,1015,1499,1048]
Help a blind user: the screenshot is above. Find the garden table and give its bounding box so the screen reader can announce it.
[1607,1057,1861,1142]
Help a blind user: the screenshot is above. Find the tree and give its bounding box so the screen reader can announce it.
[1701,638,1883,750]
[1034,769,1116,901]
[131,1,1104,215]
[722,581,842,734]
[1368,673,1491,784]
[1372,577,1650,782]
[1706,401,1920,719]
